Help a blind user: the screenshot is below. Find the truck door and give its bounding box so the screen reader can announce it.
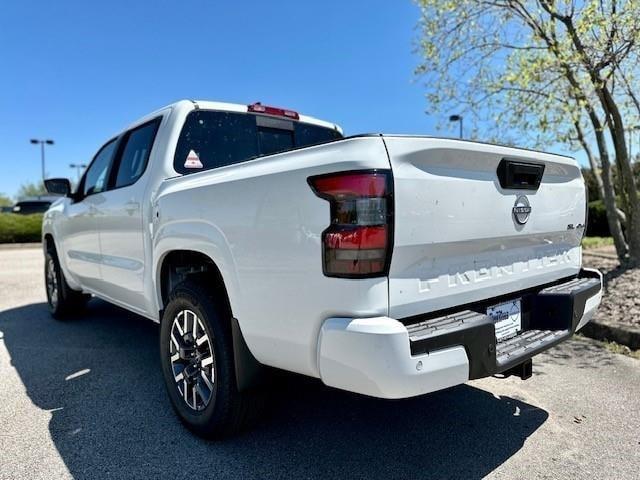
[96,118,161,314]
[61,138,119,290]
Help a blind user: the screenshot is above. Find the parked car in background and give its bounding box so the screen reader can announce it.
[12,195,62,214]
[41,100,603,439]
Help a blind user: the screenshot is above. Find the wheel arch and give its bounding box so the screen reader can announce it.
[157,250,230,313]
[42,232,82,291]
[156,249,264,391]
[43,233,55,252]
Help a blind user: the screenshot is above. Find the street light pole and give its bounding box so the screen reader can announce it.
[449,115,463,139]
[30,139,54,182]
[69,163,87,182]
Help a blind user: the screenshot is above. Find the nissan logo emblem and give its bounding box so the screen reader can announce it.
[512,196,532,225]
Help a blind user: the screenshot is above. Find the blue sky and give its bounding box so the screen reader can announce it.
[0,1,576,199]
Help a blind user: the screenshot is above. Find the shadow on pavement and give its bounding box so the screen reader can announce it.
[0,300,549,479]
[535,334,615,372]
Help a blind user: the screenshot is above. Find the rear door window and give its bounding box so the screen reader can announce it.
[174,110,342,174]
[113,119,161,189]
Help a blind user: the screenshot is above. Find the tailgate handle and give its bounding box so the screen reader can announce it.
[497,159,545,191]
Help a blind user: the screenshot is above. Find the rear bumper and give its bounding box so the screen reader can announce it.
[317,268,603,399]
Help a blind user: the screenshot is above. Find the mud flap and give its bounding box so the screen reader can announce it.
[231,317,266,392]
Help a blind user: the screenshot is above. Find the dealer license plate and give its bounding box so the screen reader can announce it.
[487,299,522,342]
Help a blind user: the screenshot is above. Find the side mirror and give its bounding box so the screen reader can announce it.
[44,178,72,196]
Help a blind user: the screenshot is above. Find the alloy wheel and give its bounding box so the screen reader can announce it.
[169,309,216,411]
[46,257,59,309]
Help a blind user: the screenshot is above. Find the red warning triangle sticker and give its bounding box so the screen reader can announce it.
[184,150,203,169]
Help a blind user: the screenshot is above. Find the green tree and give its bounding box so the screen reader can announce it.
[0,193,12,207]
[16,181,47,199]
[416,0,640,265]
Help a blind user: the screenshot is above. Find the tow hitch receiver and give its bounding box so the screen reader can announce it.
[504,359,533,380]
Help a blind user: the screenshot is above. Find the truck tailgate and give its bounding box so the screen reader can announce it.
[384,136,585,319]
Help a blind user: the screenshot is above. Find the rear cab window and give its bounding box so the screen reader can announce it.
[174,110,342,174]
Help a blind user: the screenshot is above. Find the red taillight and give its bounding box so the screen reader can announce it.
[309,171,393,278]
[248,102,300,120]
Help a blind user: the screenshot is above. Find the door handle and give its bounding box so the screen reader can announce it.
[89,205,98,216]
[125,200,140,215]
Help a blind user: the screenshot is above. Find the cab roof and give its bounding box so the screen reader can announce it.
[126,99,342,135]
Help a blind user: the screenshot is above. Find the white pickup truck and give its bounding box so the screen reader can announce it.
[42,100,603,438]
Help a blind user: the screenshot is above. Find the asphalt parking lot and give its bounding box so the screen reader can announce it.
[1,247,639,480]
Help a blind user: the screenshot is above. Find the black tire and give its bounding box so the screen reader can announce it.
[160,280,264,439]
[45,244,90,319]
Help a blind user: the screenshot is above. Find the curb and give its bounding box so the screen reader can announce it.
[580,321,640,350]
[583,251,618,260]
[0,242,41,250]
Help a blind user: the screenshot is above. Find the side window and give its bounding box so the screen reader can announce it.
[114,119,160,189]
[83,139,118,197]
